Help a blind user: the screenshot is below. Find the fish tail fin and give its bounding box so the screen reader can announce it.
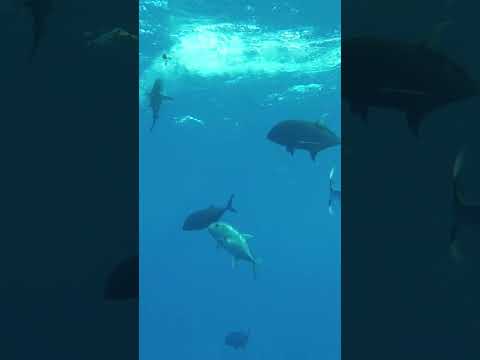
[252,257,263,279]
[150,117,157,132]
[226,194,237,213]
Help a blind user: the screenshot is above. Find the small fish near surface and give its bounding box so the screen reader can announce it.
[162,53,172,65]
[149,78,173,132]
[182,194,236,231]
[267,120,340,161]
[449,148,480,264]
[104,255,138,302]
[24,0,53,63]
[207,222,262,279]
[328,167,341,215]
[342,36,478,137]
[225,330,250,350]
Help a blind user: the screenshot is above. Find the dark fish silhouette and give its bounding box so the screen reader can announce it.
[450,148,480,263]
[267,120,340,161]
[182,194,236,231]
[149,79,173,132]
[24,0,53,63]
[225,330,249,350]
[342,36,478,137]
[104,255,138,301]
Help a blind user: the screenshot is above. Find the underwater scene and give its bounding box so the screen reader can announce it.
[139,0,340,359]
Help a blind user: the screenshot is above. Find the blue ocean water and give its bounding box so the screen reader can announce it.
[140,1,340,359]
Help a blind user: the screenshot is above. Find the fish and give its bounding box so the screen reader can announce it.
[342,36,478,136]
[225,330,250,350]
[449,148,480,263]
[267,120,340,161]
[24,0,53,63]
[207,222,261,278]
[149,79,173,132]
[104,255,138,302]
[328,167,341,215]
[162,53,171,65]
[182,194,236,231]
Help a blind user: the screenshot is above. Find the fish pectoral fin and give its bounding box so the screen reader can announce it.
[286,145,295,155]
[309,150,318,161]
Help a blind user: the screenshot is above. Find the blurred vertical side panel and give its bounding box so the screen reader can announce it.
[0,0,138,358]
[342,1,480,359]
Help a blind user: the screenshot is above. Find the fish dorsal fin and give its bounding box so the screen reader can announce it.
[243,234,254,241]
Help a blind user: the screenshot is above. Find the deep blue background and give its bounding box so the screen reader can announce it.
[140,1,340,359]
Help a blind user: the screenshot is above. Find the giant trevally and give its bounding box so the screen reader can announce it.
[342,36,478,136]
[328,167,341,215]
[182,194,236,231]
[207,222,261,278]
[267,120,340,161]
